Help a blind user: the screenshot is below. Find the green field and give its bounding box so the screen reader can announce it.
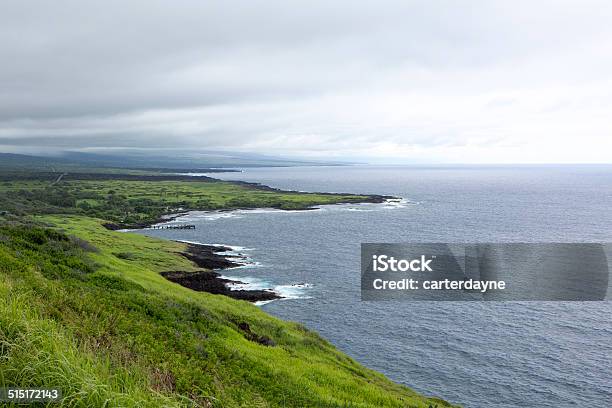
[0,175,374,227]
[0,171,454,407]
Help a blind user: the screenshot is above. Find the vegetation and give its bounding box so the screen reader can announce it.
[0,167,454,407]
[0,173,374,227]
[0,217,452,407]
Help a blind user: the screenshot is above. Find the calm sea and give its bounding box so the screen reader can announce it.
[139,165,612,407]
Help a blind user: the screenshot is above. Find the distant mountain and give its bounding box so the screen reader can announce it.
[0,153,79,170]
[0,151,345,171]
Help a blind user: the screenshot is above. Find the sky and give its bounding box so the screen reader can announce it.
[1,0,612,163]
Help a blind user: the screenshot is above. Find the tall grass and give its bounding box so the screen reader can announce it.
[0,220,455,407]
[0,273,182,407]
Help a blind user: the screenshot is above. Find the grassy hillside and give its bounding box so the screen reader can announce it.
[0,216,453,407]
[0,167,453,407]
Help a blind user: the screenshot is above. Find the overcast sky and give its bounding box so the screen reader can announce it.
[1,0,612,163]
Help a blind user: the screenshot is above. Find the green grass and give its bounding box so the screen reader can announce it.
[0,216,455,407]
[0,170,452,407]
[0,177,374,227]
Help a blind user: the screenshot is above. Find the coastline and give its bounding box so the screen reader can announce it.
[115,175,403,303]
[0,168,458,407]
[135,193,404,303]
[164,242,281,302]
[228,178,396,203]
[101,175,398,231]
[103,177,401,301]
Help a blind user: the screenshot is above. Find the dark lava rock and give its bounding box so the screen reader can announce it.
[237,322,276,346]
[181,243,243,270]
[161,271,280,302]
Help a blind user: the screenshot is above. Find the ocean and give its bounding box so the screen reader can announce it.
[138,165,612,407]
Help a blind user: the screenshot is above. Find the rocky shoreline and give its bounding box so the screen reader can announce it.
[162,242,281,302]
[110,178,400,302]
[102,176,398,231]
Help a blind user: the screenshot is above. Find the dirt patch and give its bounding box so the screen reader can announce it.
[237,322,276,346]
[150,368,176,393]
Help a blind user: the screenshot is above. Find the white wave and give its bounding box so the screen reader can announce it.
[254,300,275,306]
[175,240,254,253]
[175,211,243,222]
[172,240,260,268]
[161,197,413,226]
[229,245,255,251]
[221,275,313,305]
[224,260,264,270]
[346,207,374,212]
[273,283,314,300]
[235,208,322,215]
[235,208,283,214]
[222,275,273,291]
[380,198,416,209]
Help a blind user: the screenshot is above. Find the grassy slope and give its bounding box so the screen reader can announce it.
[0,216,454,407]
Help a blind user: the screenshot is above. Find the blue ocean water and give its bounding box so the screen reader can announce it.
[140,165,612,407]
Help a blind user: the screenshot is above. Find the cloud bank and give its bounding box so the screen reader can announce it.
[1,0,612,162]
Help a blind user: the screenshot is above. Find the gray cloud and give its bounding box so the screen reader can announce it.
[1,0,612,162]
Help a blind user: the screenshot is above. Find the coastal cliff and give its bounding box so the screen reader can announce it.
[0,172,456,407]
